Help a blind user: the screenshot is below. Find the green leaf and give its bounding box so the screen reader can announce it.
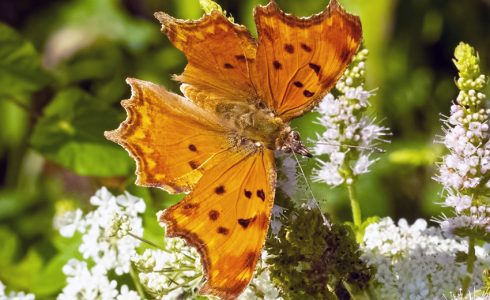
[0,249,44,291]
[0,227,19,267]
[31,237,82,296]
[388,144,443,166]
[0,189,37,221]
[30,88,133,176]
[0,23,49,99]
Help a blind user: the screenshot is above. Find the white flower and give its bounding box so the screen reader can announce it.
[58,260,119,300]
[314,160,344,186]
[362,218,490,299]
[116,285,140,300]
[277,153,298,198]
[57,188,145,299]
[132,237,202,299]
[0,281,35,300]
[73,187,145,275]
[313,49,389,187]
[353,154,377,175]
[445,195,473,213]
[53,209,84,238]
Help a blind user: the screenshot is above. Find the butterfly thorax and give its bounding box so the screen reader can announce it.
[215,102,311,156]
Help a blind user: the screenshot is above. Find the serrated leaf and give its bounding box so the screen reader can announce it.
[0,23,49,98]
[30,88,133,176]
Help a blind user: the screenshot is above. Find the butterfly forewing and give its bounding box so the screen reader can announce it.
[155,11,259,111]
[104,79,231,194]
[253,0,362,121]
[161,148,276,299]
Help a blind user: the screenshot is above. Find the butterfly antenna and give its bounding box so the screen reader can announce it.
[291,151,331,228]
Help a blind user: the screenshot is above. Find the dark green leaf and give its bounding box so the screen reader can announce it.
[0,227,19,267]
[0,23,49,99]
[30,88,133,176]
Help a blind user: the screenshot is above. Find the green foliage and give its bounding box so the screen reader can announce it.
[0,0,489,298]
[0,23,50,99]
[30,88,133,176]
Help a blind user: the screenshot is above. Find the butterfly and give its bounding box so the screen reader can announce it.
[105,0,361,298]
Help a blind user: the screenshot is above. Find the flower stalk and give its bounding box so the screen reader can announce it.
[347,181,363,241]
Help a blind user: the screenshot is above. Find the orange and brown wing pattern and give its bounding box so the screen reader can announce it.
[253,0,362,121]
[161,148,276,299]
[155,11,258,111]
[104,78,231,194]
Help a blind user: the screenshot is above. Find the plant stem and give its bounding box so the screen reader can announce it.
[462,237,476,295]
[128,232,163,250]
[130,264,146,299]
[347,182,362,242]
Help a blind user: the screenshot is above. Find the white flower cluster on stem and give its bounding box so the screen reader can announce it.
[313,49,390,186]
[361,218,489,299]
[131,232,203,299]
[55,187,144,299]
[435,43,490,238]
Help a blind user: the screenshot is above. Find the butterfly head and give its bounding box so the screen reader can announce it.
[278,127,312,158]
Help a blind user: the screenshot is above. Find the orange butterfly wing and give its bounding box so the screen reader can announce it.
[161,148,276,299]
[104,78,231,194]
[253,0,362,121]
[155,11,259,111]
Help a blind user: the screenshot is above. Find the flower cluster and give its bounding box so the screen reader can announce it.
[55,187,144,299]
[435,42,490,238]
[361,218,489,299]
[265,202,372,299]
[131,235,203,299]
[0,281,35,300]
[313,49,390,186]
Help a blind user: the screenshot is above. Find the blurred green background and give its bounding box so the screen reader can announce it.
[0,0,489,297]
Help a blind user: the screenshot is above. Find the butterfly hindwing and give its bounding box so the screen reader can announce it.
[155,11,259,111]
[104,78,231,194]
[160,148,276,299]
[253,0,362,121]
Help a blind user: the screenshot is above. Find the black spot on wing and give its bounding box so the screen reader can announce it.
[188,144,197,152]
[217,227,229,235]
[244,189,252,199]
[238,217,256,229]
[188,161,199,170]
[301,43,312,52]
[293,81,304,88]
[309,63,321,75]
[303,90,315,97]
[215,185,225,195]
[209,210,219,221]
[273,60,282,70]
[256,189,265,201]
[284,44,294,54]
[224,63,234,69]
